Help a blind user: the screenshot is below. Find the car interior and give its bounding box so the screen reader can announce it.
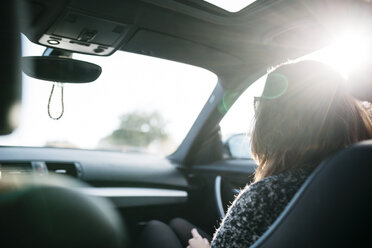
[0,0,371,247]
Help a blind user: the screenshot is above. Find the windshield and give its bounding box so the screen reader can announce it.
[0,36,217,155]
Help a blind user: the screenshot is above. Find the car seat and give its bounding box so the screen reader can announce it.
[251,141,372,247]
[0,175,128,248]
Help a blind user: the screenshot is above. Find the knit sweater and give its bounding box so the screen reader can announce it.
[211,168,313,247]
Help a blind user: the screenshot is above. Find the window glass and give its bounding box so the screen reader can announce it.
[203,0,257,13]
[0,36,217,155]
[220,75,266,159]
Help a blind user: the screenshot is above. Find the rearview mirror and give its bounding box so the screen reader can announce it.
[21,56,101,83]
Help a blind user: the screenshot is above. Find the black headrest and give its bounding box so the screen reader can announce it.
[0,0,22,135]
[0,175,128,248]
[252,141,372,247]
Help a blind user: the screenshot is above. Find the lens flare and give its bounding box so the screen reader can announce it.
[303,31,371,79]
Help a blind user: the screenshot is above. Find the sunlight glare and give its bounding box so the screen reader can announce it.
[305,32,371,79]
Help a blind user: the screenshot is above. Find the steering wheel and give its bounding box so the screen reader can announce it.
[214,175,241,219]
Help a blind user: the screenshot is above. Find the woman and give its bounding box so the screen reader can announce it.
[139,60,372,248]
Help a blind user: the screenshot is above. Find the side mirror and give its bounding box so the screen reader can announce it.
[224,133,253,159]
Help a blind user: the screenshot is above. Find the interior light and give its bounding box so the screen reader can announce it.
[203,0,257,13]
[302,31,371,79]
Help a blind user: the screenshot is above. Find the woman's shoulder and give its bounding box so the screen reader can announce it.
[256,167,312,186]
[239,167,313,204]
[212,168,313,247]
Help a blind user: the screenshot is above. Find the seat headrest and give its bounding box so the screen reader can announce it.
[0,175,128,248]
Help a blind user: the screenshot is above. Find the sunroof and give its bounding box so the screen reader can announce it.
[203,0,257,12]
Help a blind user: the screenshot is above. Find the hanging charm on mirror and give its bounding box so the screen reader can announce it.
[47,82,64,120]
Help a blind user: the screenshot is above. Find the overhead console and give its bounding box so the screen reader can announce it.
[20,0,137,56]
[38,8,131,56]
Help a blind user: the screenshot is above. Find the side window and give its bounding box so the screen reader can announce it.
[220,75,266,159]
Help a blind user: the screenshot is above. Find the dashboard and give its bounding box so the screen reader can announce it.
[0,146,188,208]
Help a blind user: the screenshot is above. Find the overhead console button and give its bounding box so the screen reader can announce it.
[47,39,60,45]
[78,29,97,42]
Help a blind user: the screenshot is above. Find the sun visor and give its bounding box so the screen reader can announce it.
[123,29,243,83]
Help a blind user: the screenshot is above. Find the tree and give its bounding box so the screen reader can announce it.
[99,111,169,149]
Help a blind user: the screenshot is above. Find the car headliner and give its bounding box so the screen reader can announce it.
[20,0,345,86]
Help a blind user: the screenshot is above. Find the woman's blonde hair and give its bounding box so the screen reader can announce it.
[251,60,372,182]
